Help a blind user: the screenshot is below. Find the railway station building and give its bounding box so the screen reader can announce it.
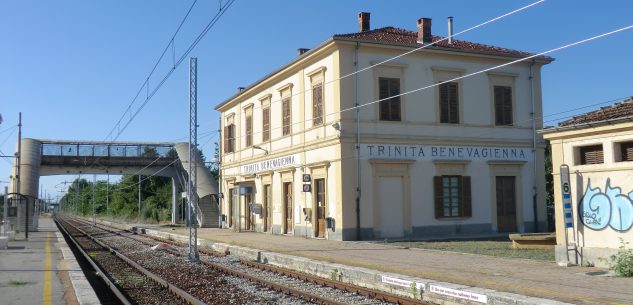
[215,13,553,240]
[542,98,633,267]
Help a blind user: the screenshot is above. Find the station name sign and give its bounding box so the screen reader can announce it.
[241,153,301,174]
[361,144,529,161]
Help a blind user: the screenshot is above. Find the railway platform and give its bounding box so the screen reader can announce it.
[0,214,99,305]
[139,225,629,305]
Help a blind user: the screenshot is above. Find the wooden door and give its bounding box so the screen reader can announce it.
[263,184,271,232]
[314,179,326,238]
[244,193,252,230]
[229,188,235,227]
[496,176,517,232]
[283,182,293,234]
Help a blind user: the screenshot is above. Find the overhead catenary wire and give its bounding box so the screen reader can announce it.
[104,0,236,143]
[0,124,18,135]
[223,23,633,144]
[218,1,545,122]
[104,0,199,142]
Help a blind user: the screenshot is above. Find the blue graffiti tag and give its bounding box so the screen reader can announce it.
[578,179,633,232]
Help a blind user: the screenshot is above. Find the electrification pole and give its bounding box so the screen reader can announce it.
[75,173,80,214]
[138,175,142,220]
[15,112,21,195]
[92,174,96,226]
[106,173,109,212]
[188,57,199,262]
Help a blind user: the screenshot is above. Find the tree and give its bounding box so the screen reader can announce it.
[544,140,554,231]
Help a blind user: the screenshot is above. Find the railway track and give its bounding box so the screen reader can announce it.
[57,215,433,305]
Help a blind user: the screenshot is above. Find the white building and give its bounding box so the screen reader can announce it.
[215,13,553,240]
[542,98,633,267]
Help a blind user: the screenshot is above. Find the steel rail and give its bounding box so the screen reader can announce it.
[199,259,348,305]
[72,217,224,258]
[240,260,434,305]
[68,216,353,305]
[57,216,206,305]
[55,217,133,305]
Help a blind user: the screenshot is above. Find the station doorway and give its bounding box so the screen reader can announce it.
[283,182,293,234]
[496,176,517,233]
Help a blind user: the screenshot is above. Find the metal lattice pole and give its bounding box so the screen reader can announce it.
[188,57,199,261]
[92,174,96,226]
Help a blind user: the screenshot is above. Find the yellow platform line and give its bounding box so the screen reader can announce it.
[43,232,51,305]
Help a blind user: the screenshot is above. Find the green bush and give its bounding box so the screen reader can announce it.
[610,238,633,277]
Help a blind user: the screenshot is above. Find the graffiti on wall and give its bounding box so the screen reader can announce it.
[579,178,633,232]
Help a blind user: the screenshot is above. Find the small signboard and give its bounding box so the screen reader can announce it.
[249,203,262,215]
[302,184,312,192]
[429,285,487,303]
[302,174,311,183]
[559,165,574,228]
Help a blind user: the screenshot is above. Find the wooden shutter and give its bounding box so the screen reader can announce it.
[621,142,633,162]
[245,114,252,147]
[379,78,401,121]
[223,126,229,153]
[389,78,401,121]
[379,78,390,120]
[461,176,472,217]
[448,82,459,123]
[312,83,323,126]
[434,176,443,219]
[502,87,512,125]
[494,86,513,126]
[229,125,235,152]
[439,83,449,123]
[262,107,270,141]
[439,82,458,123]
[580,145,603,164]
[282,98,291,135]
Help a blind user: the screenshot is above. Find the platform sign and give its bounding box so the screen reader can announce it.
[560,164,574,228]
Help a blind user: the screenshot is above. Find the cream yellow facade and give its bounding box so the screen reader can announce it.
[215,18,551,240]
[543,121,633,267]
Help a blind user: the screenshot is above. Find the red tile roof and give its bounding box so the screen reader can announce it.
[334,26,553,60]
[559,97,633,127]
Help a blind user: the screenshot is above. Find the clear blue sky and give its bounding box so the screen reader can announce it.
[1,0,632,200]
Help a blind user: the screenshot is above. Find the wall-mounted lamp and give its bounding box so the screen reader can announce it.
[252,145,268,155]
[331,122,341,132]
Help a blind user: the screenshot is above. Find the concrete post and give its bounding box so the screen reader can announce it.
[171,178,178,224]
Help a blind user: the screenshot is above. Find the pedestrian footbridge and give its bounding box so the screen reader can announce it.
[7,138,218,231]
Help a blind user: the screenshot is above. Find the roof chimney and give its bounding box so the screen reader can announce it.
[447,16,454,44]
[237,87,245,93]
[417,18,432,44]
[358,12,370,32]
[297,48,310,56]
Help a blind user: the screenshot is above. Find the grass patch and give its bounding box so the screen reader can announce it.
[392,240,555,261]
[8,279,29,286]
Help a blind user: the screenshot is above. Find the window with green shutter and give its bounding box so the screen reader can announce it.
[262,107,270,142]
[282,97,291,136]
[434,175,472,218]
[312,83,323,126]
[439,82,459,124]
[494,86,513,126]
[379,77,401,121]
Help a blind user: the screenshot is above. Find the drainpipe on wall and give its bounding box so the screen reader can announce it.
[530,60,538,232]
[355,42,361,241]
[218,116,222,228]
